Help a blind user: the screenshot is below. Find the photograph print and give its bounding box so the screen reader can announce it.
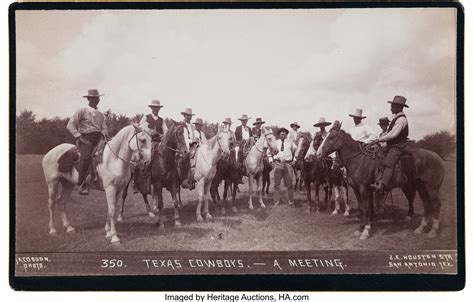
[11,2,463,283]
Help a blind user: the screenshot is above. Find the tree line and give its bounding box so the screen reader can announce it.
[15,110,455,160]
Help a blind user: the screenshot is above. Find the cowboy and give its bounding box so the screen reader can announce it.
[304,117,331,159]
[181,108,198,190]
[288,122,301,146]
[140,100,168,144]
[66,89,108,195]
[235,114,252,143]
[252,117,265,139]
[377,117,391,148]
[372,96,410,193]
[348,108,377,143]
[193,118,207,144]
[333,120,342,130]
[273,128,297,206]
[132,100,168,194]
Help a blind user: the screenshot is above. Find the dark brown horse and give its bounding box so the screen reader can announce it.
[261,152,273,196]
[318,129,445,240]
[118,122,189,228]
[294,132,332,213]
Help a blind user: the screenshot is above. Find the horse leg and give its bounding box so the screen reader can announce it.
[248,175,255,211]
[414,181,432,234]
[342,186,350,217]
[402,183,416,221]
[358,187,372,240]
[231,180,238,213]
[222,180,229,214]
[142,193,155,217]
[47,180,59,235]
[171,183,181,228]
[196,180,204,222]
[155,186,165,231]
[332,186,340,215]
[104,186,120,243]
[306,181,312,214]
[203,180,213,220]
[426,186,441,238]
[58,179,75,233]
[177,186,183,209]
[118,177,132,222]
[257,174,266,209]
[314,183,320,213]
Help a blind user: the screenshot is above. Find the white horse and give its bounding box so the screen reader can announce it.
[192,125,231,222]
[42,124,153,244]
[245,127,279,210]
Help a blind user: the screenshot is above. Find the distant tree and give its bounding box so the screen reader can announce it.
[416,131,455,160]
[16,110,37,154]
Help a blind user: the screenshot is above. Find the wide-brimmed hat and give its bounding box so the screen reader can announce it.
[148,100,163,108]
[388,95,409,108]
[277,127,289,135]
[290,122,301,129]
[193,118,204,125]
[83,89,104,98]
[349,108,366,119]
[253,117,265,125]
[313,117,332,127]
[181,108,195,116]
[223,117,232,125]
[238,114,251,121]
[378,117,391,125]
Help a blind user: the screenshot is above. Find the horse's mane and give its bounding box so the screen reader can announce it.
[108,124,134,151]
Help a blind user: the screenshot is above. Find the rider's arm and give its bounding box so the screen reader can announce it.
[379,116,407,142]
[66,109,83,138]
[365,125,378,143]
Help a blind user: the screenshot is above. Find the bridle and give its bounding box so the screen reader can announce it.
[254,132,273,153]
[166,126,188,155]
[105,127,148,164]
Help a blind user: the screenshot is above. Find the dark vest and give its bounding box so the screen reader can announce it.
[146,114,164,141]
[387,114,409,146]
[235,125,251,142]
[252,127,262,139]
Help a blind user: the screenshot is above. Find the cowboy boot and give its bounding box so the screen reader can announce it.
[78,182,89,195]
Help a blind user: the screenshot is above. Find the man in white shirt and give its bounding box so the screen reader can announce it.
[372,96,410,192]
[288,122,301,146]
[273,128,297,207]
[193,118,207,145]
[348,108,377,143]
[181,108,197,190]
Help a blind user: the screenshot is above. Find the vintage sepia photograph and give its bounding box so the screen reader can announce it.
[11,2,463,288]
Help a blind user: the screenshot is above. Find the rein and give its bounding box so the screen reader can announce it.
[105,129,144,165]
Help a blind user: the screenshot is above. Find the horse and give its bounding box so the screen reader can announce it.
[329,161,350,216]
[117,122,189,228]
[317,128,445,239]
[261,153,273,196]
[192,125,231,222]
[244,127,279,210]
[42,124,153,244]
[295,132,332,213]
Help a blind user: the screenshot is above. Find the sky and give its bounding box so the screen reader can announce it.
[15,8,457,140]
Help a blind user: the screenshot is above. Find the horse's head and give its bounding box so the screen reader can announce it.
[294,133,311,161]
[131,123,153,164]
[216,125,231,159]
[169,120,190,156]
[261,127,279,155]
[317,128,344,158]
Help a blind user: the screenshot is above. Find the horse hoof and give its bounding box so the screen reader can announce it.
[414,227,424,235]
[197,216,204,223]
[427,230,437,238]
[248,206,254,211]
[148,212,156,218]
[157,223,165,231]
[405,216,412,222]
[111,237,121,245]
[261,204,267,209]
[331,210,338,216]
[117,215,124,222]
[343,211,350,217]
[174,221,182,228]
[106,231,112,238]
[205,214,213,220]
[354,230,362,236]
[66,226,76,233]
[221,207,226,215]
[49,229,58,236]
[359,232,370,240]
[232,206,238,214]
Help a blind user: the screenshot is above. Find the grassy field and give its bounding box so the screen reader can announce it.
[15,155,457,252]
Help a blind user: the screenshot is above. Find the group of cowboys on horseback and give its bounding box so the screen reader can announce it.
[46,89,444,243]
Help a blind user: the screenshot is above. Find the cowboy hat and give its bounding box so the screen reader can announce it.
[148,100,163,108]
[290,122,301,129]
[313,117,332,127]
[378,117,391,125]
[253,117,265,125]
[193,118,204,125]
[83,89,104,98]
[388,95,409,108]
[238,114,251,121]
[223,117,232,125]
[277,127,289,135]
[348,108,366,119]
[181,108,195,116]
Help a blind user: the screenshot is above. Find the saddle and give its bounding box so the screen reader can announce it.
[376,148,416,190]
[57,147,80,173]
